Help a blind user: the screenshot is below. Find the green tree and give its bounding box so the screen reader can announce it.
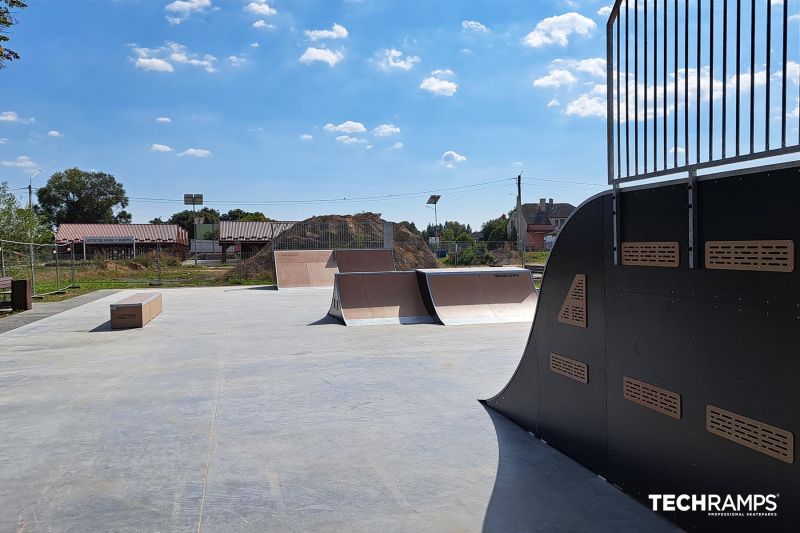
[36,168,131,228]
[149,217,166,224]
[0,0,26,69]
[166,207,220,238]
[0,181,52,242]
[480,214,509,245]
[219,209,269,221]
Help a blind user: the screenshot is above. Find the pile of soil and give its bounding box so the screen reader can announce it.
[220,213,438,282]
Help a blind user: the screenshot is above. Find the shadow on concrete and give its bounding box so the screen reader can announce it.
[223,285,278,292]
[479,403,677,533]
[88,321,113,332]
[307,315,340,326]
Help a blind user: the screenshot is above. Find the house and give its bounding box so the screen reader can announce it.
[507,198,576,251]
[218,220,296,256]
[55,223,189,259]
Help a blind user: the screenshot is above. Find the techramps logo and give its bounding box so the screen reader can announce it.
[648,494,779,518]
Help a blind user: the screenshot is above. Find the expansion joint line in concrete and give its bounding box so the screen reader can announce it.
[196,302,233,533]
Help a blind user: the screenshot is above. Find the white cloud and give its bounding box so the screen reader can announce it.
[0,138,7,144]
[441,150,466,167]
[565,95,606,117]
[299,47,343,67]
[573,57,606,78]
[228,55,247,67]
[548,99,560,107]
[377,49,420,71]
[533,68,577,88]
[47,130,63,138]
[156,116,172,123]
[244,1,277,16]
[388,141,404,150]
[178,148,212,157]
[597,5,613,17]
[335,135,366,145]
[165,0,212,25]
[462,20,490,33]
[150,143,173,152]
[252,20,274,29]
[373,123,400,136]
[0,111,34,124]
[523,12,596,47]
[1,155,36,168]
[250,42,260,48]
[130,42,216,73]
[304,23,348,41]
[299,133,314,141]
[419,70,458,96]
[324,121,366,133]
[135,57,175,72]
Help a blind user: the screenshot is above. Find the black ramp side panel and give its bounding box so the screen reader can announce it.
[486,193,609,474]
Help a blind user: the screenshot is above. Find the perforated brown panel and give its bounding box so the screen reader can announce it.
[705,240,795,272]
[706,405,794,464]
[623,377,681,419]
[549,353,588,384]
[557,274,587,327]
[620,242,680,267]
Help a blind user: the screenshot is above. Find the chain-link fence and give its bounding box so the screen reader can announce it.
[427,241,550,268]
[272,220,386,250]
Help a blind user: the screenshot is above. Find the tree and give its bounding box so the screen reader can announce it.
[219,208,269,222]
[423,221,472,242]
[397,220,420,235]
[480,214,509,244]
[149,217,166,225]
[166,207,220,238]
[0,181,52,243]
[36,168,131,228]
[0,0,26,69]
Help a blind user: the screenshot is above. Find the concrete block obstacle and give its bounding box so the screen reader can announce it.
[328,271,434,326]
[109,292,162,329]
[0,277,33,311]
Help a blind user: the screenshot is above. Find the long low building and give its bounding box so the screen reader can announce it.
[55,223,189,259]
[219,220,296,255]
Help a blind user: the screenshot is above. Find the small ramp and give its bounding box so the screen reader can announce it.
[335,249,394,273]
[274,250,337,289]
[329,271,434,326]
[418,267,537,325]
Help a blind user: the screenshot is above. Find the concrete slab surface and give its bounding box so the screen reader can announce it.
[0,286,678,532]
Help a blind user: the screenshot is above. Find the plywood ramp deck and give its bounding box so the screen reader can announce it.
[329,271,434,326]
[418,267,537,325]
[335,249,394,273]
[274,250,338,289]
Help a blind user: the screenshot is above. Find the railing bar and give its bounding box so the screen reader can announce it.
[626,0,631,176]
[674,0,678,168]
[736,0,742,156]
[696,0,701,164]
[635,0,639,174]
[709,0,714,161]
[723,0,728,158]
[750,0,756,155]
[685,0,689,166]
[766,0,772,151]
[617,14,622,178]
[663,0,667,170]
[645,0,649,173]
[782,0,788,147]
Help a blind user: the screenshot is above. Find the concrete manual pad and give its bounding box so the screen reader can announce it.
[0,286,676,532]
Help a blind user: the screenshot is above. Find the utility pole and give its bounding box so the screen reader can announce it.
[28,170,41,296]
[516,174,524,267]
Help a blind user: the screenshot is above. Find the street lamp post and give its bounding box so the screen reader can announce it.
[426,195,441,257]
[28,169,41,293]
[184,193,204,266]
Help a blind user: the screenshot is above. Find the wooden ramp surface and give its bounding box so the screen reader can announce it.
[334,249,394,273]
[274,250,337,289]
[329,271,434,326]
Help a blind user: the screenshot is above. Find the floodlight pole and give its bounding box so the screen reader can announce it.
[28,169,41,293]
[192,201,197,267]
[516,174,524,267]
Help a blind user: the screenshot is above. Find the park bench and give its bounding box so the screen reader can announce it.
[110,292,163,329]
[0,277,33,311]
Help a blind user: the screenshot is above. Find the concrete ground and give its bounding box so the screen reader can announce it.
[0,289,119,335]
[0,286,677,532]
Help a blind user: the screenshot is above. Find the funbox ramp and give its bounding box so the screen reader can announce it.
[274,250,337,289]
[334,249,395,273]
[484,166,800,532]
[328,271,434,326]
[417,267,538,325]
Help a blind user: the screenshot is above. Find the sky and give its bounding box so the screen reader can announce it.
[0,0,663,228]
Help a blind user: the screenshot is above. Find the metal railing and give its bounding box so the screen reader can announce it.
[607,0,800,184]
[272,220,387,250]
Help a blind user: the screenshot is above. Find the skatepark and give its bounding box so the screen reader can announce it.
[0,287,675,532]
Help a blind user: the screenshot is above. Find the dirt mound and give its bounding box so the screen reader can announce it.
[220,213,437,282]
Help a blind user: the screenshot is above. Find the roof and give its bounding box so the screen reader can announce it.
[514,201,576,226]
[55,224,189,245]
[219,220,296,242]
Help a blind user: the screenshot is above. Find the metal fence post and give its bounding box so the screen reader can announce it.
[71,243,77,288]
[157,242,162,286]
[55,244,61,290]
[0,242,5,277]
[29,242,36,296]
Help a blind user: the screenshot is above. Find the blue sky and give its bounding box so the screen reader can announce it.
[1,0,623,228]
